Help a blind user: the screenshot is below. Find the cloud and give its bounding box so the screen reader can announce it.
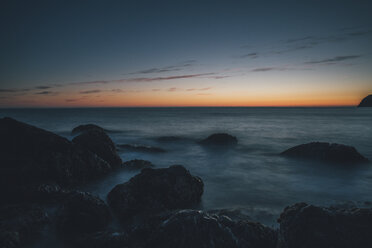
[251,67,291,72]
[72,73,215,86]
[152,89,161,91]
[304,55,361,65]
[127,60,197,75]
[238,53,258,59]
[79,90,102,94]
[35,86,51,89]
[35,91,55,95]
[167,87,178,92]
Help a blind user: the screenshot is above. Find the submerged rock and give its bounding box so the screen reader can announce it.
[281,142,368,164]
[117,144,166,153]
[76,210,277,248]
[0,204,49,247]
[0,117,111,203]
[358,94,372,107]
[73,129,122,169]
[56,192,111,237]
[199,133,238,146]
[122,159,154,170]
[277,202,372,248]
[107,165,203,221]
[71,124,105,135]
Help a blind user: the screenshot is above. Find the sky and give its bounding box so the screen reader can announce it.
[0,0,371,107]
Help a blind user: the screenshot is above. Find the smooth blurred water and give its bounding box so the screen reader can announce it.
[1,107,372,226]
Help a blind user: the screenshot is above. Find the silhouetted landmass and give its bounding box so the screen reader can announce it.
[281,142,368,164]
[358,95,372,107]
[122,159,154,170]
[118,144,166,153]
[107,165,204,221]
[199,133,238,146]
[278,202,372,248]
[73,129,122,169]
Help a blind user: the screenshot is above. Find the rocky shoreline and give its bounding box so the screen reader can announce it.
[1,117,371,248]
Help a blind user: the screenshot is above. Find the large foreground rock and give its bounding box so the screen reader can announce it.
[107,165,203,221]
[76,210,277,248]
[199,133,238,146]
[73,129,122,169]
[71,124,106,135]
[56,192,110,237]
[281,142,368,164]
[277,203,372,248]
[358,94,372,107]
[0,117,111,203]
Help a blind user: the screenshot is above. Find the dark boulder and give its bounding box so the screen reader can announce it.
[73,129,122,169]
[71,124,105,135]
[199,133,238,146]
[107,165,203,221]
[0,117,111,203]
[0,204,49,247]
[122,159,154,170]
[358,94,372,107]
[117,144,166,153]
[277,202,372,248]
[77,210,277,248]
[56,192,111,237]
[281,142,369,164]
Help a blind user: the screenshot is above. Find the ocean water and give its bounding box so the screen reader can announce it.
[1,107,372,226]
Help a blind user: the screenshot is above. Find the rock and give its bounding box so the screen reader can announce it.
[71,124,105,135]
[107,165,203,221]
[117,144,166,153]
[74,231,129,248]
[0,204,49,246]
[122,159,154,170]
[358,94,372,107]
[199,133,238,146]
[74,210,277,248]
[281,142,369,164]
[0,117,111,203]
[277,202,372,248]
[73,129,122,169]
[138,210,277,248]
[56,192,111,237]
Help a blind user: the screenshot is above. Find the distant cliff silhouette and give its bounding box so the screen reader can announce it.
[358,95,372,107]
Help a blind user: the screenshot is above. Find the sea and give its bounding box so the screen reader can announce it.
[1,107,372,227]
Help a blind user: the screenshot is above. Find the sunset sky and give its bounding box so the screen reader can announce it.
[0,0,371,107]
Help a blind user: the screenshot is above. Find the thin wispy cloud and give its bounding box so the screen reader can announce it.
[35,91,58,95]
[238,53,259,59]
[35,86,51,90]
[79,90,102,94]
[72,73,215,86]
[304,55,361,65]
[127,60,197,75]
[251,67,291,72]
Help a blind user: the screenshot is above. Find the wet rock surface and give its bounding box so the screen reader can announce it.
[76,209,277,248]
[199,133,238,146]
[71,124,106,135]
[56,192,111,237]
[277,202,372,248]
[281,142,369,164]
[122,159,154,170]
[107,165,204,221]
[73,129,122,169]
[117,144,166,153]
